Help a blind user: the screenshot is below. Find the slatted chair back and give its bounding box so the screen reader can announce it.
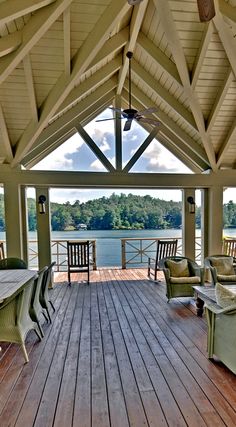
[148,239,178,281]
[0,242,5,260]
[67,241,91,285]
[223,239,236,260]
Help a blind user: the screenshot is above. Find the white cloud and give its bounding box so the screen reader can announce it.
[90,159,106,171]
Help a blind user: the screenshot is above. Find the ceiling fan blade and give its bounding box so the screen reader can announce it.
[123,119,132,131]
[138,107,158,115]
[197,0,215,22]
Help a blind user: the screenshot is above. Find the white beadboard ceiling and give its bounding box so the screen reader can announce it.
[0,0,235,173]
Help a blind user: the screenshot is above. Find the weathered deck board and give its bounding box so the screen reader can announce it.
[0,268,236,427]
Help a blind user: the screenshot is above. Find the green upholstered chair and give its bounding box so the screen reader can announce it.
[204,255,236,286]
[159,256,205,302]
[0,257,27,269]
[205,284,236,373]
[148,239,178,281]
[40,262,56,323]
[0,277,42,362]
[29,266,48,338]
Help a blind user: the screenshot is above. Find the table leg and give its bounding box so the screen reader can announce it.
[195,296,204,317]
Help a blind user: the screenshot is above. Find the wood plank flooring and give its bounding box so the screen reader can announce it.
[1,268,236,427]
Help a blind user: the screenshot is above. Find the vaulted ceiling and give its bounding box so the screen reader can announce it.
[0,0,236,175]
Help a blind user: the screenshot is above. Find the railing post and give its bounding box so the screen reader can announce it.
[121,239,126,269]
[92,240,97,270]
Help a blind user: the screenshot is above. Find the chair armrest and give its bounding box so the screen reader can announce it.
[163,267,171,282]
[189,266,205,285]
[205,302,236,315]
[210,266,218,285]
[148,257,156,266]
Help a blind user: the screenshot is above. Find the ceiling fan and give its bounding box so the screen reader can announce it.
[197,0,215,22]
[96,51,160,131]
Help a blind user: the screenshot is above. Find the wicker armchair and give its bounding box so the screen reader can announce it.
[159,256,205,302]
[204,255,236,286]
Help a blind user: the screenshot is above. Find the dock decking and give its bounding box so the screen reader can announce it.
[1,268,236,427]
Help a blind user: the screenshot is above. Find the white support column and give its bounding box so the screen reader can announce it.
[201,188,209,263]
[35,187,52,274]
[21,185,29,264]
[207,186,223,255]
[4,182,24,259]
[182,189,196,260]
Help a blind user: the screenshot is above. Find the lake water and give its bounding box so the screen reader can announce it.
[1,228,236,268]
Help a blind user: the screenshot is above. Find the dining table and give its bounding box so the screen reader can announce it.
[0,269,37,304]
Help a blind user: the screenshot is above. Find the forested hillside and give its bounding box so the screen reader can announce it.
[0,193,235,231]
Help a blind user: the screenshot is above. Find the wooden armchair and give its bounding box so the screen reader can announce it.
[67,241,92,285]
[204,255,236,286]
[159,256,205,302]
[148,239,178,281]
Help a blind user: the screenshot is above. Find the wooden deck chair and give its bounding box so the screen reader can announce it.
[223,239,236,262]
[67,241,91,285]
[148,239,178,281]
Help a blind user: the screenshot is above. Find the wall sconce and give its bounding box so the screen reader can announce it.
[38,195,46,214]
[187,196,195,214]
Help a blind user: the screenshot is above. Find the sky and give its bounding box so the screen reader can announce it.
[30,107,236,205]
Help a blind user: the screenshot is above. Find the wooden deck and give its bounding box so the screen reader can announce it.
[1,268,236,427]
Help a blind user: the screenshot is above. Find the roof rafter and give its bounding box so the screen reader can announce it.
[23,54,38,123]
[12,0,130,167]
[153,0,217,171]
[0,0,56,25]
[117,0,148,95]
[216,118,236,168]
[191,22,214,89]
[0,31,22,58]
[0,0,73,84]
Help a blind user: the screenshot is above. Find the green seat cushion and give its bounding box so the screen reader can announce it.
[166,259,190,277]
[217,274,236,282]
[170,276,201,284]
[215,282,236,308]
[210,257,234,275]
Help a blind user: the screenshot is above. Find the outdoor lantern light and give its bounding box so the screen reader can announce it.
[38,195,46,214]
[187,196,195,214]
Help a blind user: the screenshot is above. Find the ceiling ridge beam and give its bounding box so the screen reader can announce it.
[137,31,182,86]
[152,0,217,171]
[0,0,56,25]
[11,0,130,167]
[0,0,73,84]
[117,0,148,95]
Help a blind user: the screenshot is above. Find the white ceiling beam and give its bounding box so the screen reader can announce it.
[12,0,130,167]
[206,69,233,133]
[0,31,22,58]
[137,32,182,86]
[57,55,121,116]
[218,0,236,23]
[24,91,115,168]
[0,0,56,25]
[63,6,71,78]
[23,54,38,123]
[123,128,159,172]
[0,0,73,84]
[124,81,210,166]
[76,123,115,173]
[213,3,236,76]
[117,0,148,95]
[132,59,197,130]
[216,119,236,168]
[152,0,217,171]
[89,27,129,70]
[191,22,214,89]
[0,104,13,162]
